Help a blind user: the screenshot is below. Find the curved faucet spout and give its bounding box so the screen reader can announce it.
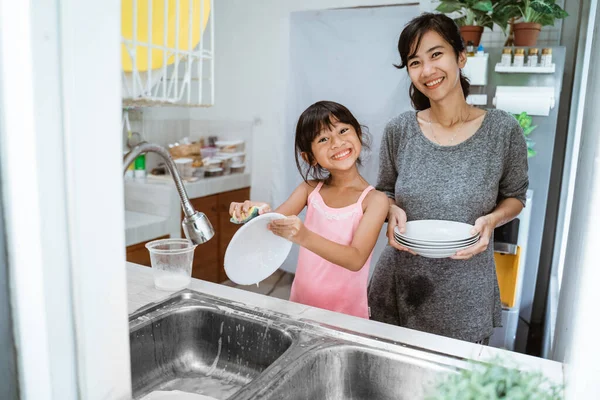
[123,142,215,245]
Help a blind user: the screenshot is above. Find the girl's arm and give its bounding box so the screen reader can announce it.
[273,181,312,216]
[269,190,389,271]
[229,181,315,221]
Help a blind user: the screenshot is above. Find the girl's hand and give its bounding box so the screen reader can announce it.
[268,216,306,244]
[229,201,271,221]
[387,204,417,255]
[452,214,496,260]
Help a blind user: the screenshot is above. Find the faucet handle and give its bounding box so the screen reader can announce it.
[182,212,215,245]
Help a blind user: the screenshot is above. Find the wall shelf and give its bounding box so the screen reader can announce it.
[494,63,556,74]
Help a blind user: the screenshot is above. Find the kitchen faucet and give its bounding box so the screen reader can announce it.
[123,142,215,245]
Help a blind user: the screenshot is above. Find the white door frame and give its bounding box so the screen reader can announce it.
[0,0,131,398]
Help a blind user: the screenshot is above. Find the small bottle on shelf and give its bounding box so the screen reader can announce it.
[513,48,525,67]
[466,41,475,57]
[527,48,539,67]
[541,48,553,67]
[500,47,512,66]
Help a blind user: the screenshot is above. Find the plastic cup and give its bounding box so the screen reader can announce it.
[145,238,197,291]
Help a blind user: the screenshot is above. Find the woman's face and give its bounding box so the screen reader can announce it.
[406,30,466,104]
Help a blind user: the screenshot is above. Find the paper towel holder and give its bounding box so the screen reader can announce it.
[493,86,555,116]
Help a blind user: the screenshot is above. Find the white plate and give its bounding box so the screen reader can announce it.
[395,231,479,246]
[394,220,478,243]
[224,213,292,285]
[406,242,477,258]
[395,235,479,249]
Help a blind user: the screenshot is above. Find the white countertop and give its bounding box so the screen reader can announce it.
[126,262,564,386]
[124,173,252,246]
[125,211,170,246]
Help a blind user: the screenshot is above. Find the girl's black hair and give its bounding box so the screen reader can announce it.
[395,13,470,110]
[294,101,370,182]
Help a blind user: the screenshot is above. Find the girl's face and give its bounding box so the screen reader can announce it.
[406,30,466,104]
[307,117,362,173]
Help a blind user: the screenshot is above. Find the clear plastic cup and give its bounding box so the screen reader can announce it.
[145,238,197,291]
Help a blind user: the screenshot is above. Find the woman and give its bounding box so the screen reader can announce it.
[368,13,528,344]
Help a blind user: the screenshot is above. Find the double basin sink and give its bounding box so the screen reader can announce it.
[130,290,468,399]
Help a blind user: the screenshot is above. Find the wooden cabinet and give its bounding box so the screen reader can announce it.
[183,187,250,283]
[126,235,170,266]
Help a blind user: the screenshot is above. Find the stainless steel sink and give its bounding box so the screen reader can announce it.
[129,293,295,399]
[250,344,456,400]
[129,291,466,400]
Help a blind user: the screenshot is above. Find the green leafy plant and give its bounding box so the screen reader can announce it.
[514,112,537,158]
[428,359,564,399]
[436,0,496,28]
[494,0,569,32]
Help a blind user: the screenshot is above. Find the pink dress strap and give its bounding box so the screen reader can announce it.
[357,185,375,206]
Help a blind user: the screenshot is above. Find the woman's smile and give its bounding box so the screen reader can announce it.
[424,76,445,89]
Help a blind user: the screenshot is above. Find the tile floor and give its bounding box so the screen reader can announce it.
[221,270,294,300]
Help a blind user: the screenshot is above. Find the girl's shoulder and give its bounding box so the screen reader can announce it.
[362,188,389,211]
[300,180,322,196]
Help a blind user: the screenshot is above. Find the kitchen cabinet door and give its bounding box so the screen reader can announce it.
[185,195,220,283]
[126,235,170,266]
[217,187,250,282]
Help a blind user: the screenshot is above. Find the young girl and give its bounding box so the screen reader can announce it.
[230,101,388,319]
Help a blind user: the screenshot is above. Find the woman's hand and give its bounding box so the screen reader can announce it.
[387,204,417,255]
[452,214,496,260]
[229,200,271,221]
[268,216,306,244]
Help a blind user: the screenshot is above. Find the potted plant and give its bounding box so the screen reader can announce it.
[494,0,569,46]
[515,111,537,158]
[428,358,564,399]
[436,0,496,46]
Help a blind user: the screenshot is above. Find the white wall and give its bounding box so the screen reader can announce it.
[142,0,565,205]
[144,0,423,204]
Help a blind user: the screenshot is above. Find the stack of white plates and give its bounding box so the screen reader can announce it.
[394,220,480,259]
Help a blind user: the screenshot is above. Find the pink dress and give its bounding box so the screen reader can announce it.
[289,181,374,319]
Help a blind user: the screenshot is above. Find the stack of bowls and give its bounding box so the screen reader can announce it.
[394,220,479,258]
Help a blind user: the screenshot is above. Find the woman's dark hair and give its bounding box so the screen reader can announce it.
[395,13,470,110]
[294,101,370,182]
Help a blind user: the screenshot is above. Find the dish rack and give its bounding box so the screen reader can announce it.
[121,0,214,107]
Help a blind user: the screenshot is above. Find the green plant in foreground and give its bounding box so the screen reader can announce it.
[428,359,564,400]
[514,111,537,158]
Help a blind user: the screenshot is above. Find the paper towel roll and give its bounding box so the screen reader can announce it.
[493,86,555,116]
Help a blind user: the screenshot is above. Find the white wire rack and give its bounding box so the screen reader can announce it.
[121,0,214,107]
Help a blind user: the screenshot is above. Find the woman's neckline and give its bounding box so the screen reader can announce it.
[413,108,491,150]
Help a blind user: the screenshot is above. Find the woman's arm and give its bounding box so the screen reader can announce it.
[453,198,523,259]
[268,191,389,271]
[453,116,528,259]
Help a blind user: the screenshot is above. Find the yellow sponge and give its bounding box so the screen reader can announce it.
[230,206,261,224]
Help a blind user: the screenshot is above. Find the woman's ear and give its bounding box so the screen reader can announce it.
[458,50,467,69]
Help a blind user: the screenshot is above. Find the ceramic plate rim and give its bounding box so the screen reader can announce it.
[224,212,292,285]
[394,221,478,243]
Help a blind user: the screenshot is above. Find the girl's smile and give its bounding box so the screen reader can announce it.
[331,148,353,161]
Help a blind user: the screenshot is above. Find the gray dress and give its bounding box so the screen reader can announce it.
[368,109,529,343]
